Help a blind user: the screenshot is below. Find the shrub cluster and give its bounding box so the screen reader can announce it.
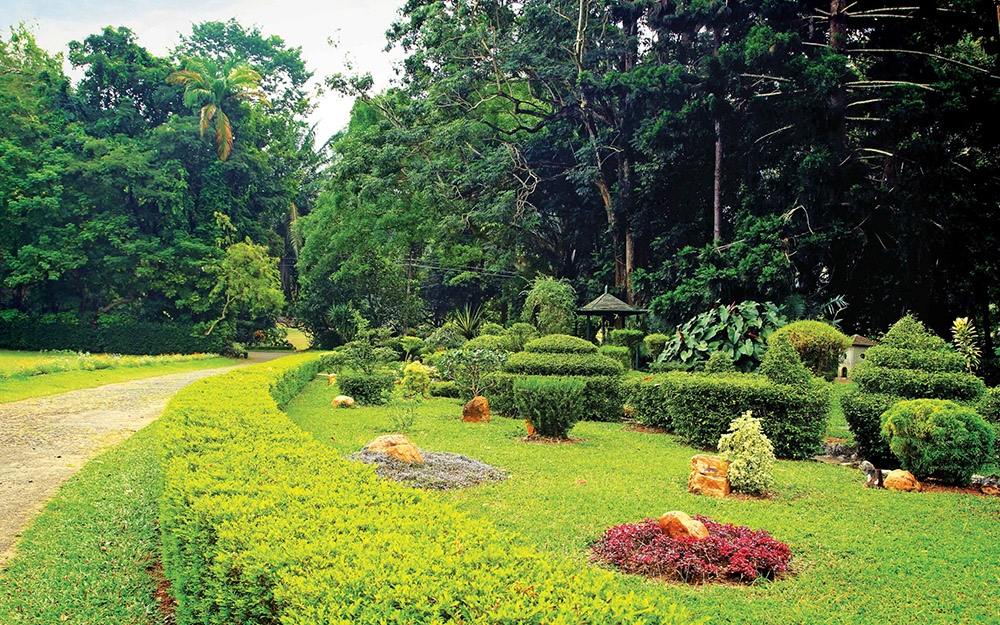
[881,399,995,485]
[486,372,623,422]
[523,334,597,354]
[703,352,736,374]
[0,310,227,355]
[401,361,431,397]
[337,370,397,405]
[504,351,623,376]
[623,342,830,459]
[160,354,698,625]
[590,516,791,582]
[843,314,989,465]
[428,380,462,398]
[598,345,631,370]
[515,376,586,438]
[644,333,670,361]
[770,320,850,377]
[502,322,539,352]
[463,334,510,352]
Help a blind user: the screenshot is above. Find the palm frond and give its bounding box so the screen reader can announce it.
[216,109,233,161]
[199,104,217,137]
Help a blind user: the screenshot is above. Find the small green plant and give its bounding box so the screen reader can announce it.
[401,336,425,360]
[951,316,981,372]
[451,304,485,339]
[643,333,670,361]
[387,396,419,431]
[424,323,468,350]
[881,399,995,485]
[401,361,431,397]
[718,411,776,495]
[479,322,505,336]
[438,347,508,397]
[703,351,737,374]
[515,376,586,438]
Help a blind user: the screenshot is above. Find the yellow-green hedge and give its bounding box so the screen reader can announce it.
[159,353,699,625]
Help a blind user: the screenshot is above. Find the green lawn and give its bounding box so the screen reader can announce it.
[280,325,311,350]
[0,357,238,403]
[0,418,165,624]
[286,380,1000,625]
[825,380,855,443]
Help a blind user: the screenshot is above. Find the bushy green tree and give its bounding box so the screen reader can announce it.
[522,278,576,336]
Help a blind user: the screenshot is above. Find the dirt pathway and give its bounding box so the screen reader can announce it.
[0,352,288,564]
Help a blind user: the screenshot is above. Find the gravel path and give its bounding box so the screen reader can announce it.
[0,352,287,564]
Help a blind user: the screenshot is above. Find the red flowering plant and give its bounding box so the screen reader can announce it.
[590,516,791,583]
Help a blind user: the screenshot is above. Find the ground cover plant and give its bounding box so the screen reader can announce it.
[0,355,238,403]
[286,380,1000,625]
[590,516,791,582]
[0,350,219,379]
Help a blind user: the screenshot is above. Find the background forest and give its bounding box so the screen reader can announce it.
[2,0,1000,371]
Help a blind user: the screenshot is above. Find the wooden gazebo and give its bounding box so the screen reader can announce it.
[577,288,648,343]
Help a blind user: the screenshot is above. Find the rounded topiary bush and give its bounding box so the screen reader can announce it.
[524,334,598,354]
[770,320,850,377]
[718,411,776,495]
[759,333,811,386]
[598,345,630,370]
[464,334,510,352]
[337,370,396,405]
[479,322,505,337]
[881,399,995,485]
[503,322,539,352]
[703,351,737,374]
[515,376,586,438]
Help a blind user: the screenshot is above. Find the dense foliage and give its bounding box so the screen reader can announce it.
[515,376,586,438]
[770,321,850,377]
[590,517,791,582]
[659,302,787,371]
[718,411,777,495]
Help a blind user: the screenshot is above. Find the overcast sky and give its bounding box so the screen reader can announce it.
[3,0,408,143]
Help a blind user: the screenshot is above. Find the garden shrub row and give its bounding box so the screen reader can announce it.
[0,310,227,355]
[849,364,985,401]
[623,371,830,459]
[485,371,624,422]
[158,353,696,625]
[523,334,597,354]
[503,351,624,376]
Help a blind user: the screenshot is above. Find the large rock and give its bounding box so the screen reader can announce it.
[688,454,730,497]
[658,511,710,540]
[525,420,536,436]
[884,469,921,492]
[366,435,424,464]
[332,395,355,408]
[462,396,490,423]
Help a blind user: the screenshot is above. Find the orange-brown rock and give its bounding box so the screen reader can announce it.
[525,420,536,436]
[688,472,731,498]
[462,396,490,423]
[332,395,355,408]
[884,469,921,492]
[658,511,710,540]
[982,485,1000,496]
[366,435,423,464]
[691,454,729,478]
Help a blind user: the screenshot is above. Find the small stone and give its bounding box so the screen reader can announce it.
[658,511,709,540]
[982,485,999,496]
[525,420,536,436]
[332,395,355,408]
[462,396,490,422]
[688,472,731,498]
[691,454,729,477]
[366,435,424,464]
[884,469,921,492]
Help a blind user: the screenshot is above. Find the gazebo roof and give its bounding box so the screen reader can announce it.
[578,290,648,316]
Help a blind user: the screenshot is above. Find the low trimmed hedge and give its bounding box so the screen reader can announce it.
[337,369,397,405]
[523,334,598,354]
[623,372,831,459]
[599,345,631,370]
[503,351,623,377]
[864,345,967,373]
[484,372,624,422]
[159,353,696,625]
[464,334,510,352]
[428,380,462,398]
[850,363,985,401]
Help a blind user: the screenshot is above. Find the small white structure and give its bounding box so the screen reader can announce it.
[838,334,878,379]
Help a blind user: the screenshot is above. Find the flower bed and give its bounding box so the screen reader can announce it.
[591,516,791,583]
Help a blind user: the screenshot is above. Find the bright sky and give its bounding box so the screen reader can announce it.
[3,0,408,143]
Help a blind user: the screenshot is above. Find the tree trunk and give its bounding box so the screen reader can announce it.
[713,118,723,243]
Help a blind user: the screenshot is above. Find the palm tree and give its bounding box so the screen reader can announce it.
[166,58,265,161]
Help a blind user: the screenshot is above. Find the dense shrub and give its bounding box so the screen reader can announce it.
[337,370,397,405]
[503,351,623,376]
[718,411,776,495]
[515,376,586,438]
[624,372,830,459]
[881,399,995,485]
[0,310,228,354]
[759,334,811,387]
[644,333,670,361]
[503,322,539,352]
[481,371,520,415]
[977,387,1000,424]
[160,354,697,625]
[479,322,505,337]
[464,334,510,352]
[658,301,787,371]
[485,373,623,422]
[609,329,645,348]
[523,334,597,354]
[850,364,985,401]
[599,345,631,370]
[590,516,791,582]
[428,380,462,398]
[400,336,424,359]
[401,361,431,397]
[770,320,850,376]
[703,352,736,374]
[840,391,902,465]
[844,315,989,464]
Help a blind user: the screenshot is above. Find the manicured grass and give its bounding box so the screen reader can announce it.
[825,380,856,443]
[280,325,311,350]
[0,419,165,624]
[0,357,238,404]
[287,380,1000,625]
